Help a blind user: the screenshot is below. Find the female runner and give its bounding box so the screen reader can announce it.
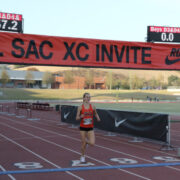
[76,92,101,162]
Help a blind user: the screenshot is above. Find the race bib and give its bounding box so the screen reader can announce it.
[83,118,92,125]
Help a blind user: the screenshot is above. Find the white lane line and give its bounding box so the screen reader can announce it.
[0,122,151,180]
[2,115,180,170]
[0,165,16,180]
[0,133,84,180]
[3,114,180,173]
[0,135,61,142]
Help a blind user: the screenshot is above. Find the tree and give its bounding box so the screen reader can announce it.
[146,78,159,89]
[129,75,144,89]
[85,69,94,89]
[0,65,9,70]
[105,71,113,89]
[63,71,74,85]
[14,65,28,69]
[156,74,164,89]
[112,79,121,89]
[168,75,180,86]
[43,71,55,88]
[121,78,130,89]
[0,69,10,87]
[27,67,39,71]
[25,71,35,88]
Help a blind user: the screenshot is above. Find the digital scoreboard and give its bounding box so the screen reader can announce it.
[0,12,23,33]
[147,26,180,43]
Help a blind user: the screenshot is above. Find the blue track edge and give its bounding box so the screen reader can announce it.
[1,162,180,175]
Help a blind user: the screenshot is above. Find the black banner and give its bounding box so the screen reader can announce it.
[61,105,79,125]
[61,105,168,142]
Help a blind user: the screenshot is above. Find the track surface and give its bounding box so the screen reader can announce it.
[0,103,180,180]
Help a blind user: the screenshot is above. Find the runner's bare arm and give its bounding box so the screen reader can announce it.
[76,106,83,120]
[93,105,100,122]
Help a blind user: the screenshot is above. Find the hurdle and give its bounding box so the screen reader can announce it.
[69,124,78,128]
[104,131,116,137]
[0,104,14,116]
[5,106,9,113]
[129,137,143,143]
[0,104,3,112]
[177,148,180,157]
[27,109,32,118]
[0,105,9,115]
[27,108,40,121]
[15,107,25,118]
[5,105,15,116]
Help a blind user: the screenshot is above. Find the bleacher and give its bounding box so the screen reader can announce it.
[16,102,53,111]
[16,102,31,109]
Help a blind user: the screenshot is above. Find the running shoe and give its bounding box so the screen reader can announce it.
[80,156,85,163]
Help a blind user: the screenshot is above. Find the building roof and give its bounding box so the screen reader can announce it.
[0,69,44,81]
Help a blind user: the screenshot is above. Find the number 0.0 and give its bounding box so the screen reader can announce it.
[161,33,174,41]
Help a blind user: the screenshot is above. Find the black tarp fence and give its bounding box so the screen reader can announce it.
[61,105,169,143]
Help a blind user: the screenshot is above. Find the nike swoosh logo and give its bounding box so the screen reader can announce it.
[114,118,127,127]
[165,56,180,65]
[64,112,70,119]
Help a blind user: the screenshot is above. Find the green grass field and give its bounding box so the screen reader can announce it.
[0,88,179,114]
[0,88,179,100]
[94,102,180,114]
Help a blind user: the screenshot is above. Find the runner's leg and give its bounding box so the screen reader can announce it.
[80,130,87,156]
[87,130,95,146]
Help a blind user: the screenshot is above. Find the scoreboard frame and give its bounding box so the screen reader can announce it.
[0,12,23,33]
[147,26,180,43]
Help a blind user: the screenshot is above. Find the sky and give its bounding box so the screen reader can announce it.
[1,0,180,42]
